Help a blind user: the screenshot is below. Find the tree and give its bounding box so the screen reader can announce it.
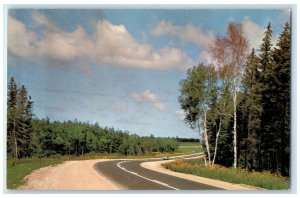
[179,63,218,165]
[16,85,33,158]
[272,22,291,176]
[7,79,34,158]
[209,22,249,168]
[241,48,263,170]
[7,77,18,157]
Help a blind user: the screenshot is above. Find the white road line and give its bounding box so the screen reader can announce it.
[116,161,180,190]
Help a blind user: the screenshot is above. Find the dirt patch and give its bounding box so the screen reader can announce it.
[18,159,126,190]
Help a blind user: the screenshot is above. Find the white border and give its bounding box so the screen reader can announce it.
[1,1,299,198]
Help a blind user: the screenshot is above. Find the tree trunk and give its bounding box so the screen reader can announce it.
[233,79,238,168]
[198,131,207,166]
[212,116,222,165]
[13,117,18,159]
[204,112,211,165]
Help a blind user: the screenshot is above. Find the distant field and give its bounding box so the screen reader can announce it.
[178,142,199,146]
[178,142,202,153]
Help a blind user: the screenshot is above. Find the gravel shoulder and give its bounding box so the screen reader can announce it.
[141,159,265,190]
[18,159,126,190]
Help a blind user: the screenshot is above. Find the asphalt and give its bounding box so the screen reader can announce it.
[93,154,223,190]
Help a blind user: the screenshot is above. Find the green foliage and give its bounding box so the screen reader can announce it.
[7,78,34,158]
[9,113,179,158]
[162,158,289,190]
[178,22,291,177]
[179,63,218,129]
[238,22,291,176]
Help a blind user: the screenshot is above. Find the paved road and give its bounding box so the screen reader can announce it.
[93,154,223,190]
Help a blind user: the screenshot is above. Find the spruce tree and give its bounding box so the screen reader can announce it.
[242,49,263,170]
[258,22,275,171]
[17,85,34,157]
[7,81,34,159]
[272,23,291,176]
[7,77,18,157]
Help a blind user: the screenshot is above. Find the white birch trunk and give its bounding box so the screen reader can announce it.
[233,79,238,169]
[198,135,207,166]
[212,116,222,165]
[203,112,211,165]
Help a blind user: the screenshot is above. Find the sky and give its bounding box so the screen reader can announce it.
[7,9,290,138]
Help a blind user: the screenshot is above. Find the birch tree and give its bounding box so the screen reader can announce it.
[179,63,217,165]
[209,22,249,168]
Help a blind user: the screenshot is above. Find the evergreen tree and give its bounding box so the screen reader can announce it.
[7,77,18,157]
[272,23,291,176]
[7,79,34,158]
[258,22,275,171]
[241,48,264,170]
[16,85,32,158]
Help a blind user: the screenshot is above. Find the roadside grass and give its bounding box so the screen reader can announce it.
[162,158,289,190]
[7,157,63,189]
[6,151,191,189]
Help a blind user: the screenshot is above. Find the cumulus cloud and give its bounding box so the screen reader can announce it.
[130,90,166,111]
[175,109,185,121]
[8,13,191,70]
[152,20,215,48]
[152,20,216,65]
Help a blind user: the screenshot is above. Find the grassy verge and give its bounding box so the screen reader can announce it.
[162,158,289,190]
[7,158,63,189]
[6,151,190,189]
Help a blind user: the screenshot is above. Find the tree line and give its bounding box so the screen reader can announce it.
[179,22,290,176]
[7,78,178,158]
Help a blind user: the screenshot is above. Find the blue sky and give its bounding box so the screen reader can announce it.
[7,9,290,138]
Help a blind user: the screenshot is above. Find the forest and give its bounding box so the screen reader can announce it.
[179,22,290,177]
[6,79,178,158]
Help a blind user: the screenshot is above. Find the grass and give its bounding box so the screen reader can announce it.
[7,157,63,189]
[178,142,200,146]
[178,142,202,153]
[162,158,289,190]
[6,151,190,189]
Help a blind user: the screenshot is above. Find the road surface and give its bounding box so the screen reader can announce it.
[93,154,222,190]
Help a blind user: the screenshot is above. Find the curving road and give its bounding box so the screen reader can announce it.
[93,154,223,190]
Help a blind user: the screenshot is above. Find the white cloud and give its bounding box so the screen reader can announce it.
[175,109,185,121]
[31,11,61,32]
[152,20,215,48]
[8,13,191,71]
[242,17,265,50]
[130,90,166,111]
[8,15,38,58]
[242,17,279,50]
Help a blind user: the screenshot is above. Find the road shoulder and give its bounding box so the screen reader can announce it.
[18,159,126,190]
[141,159,265,190]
